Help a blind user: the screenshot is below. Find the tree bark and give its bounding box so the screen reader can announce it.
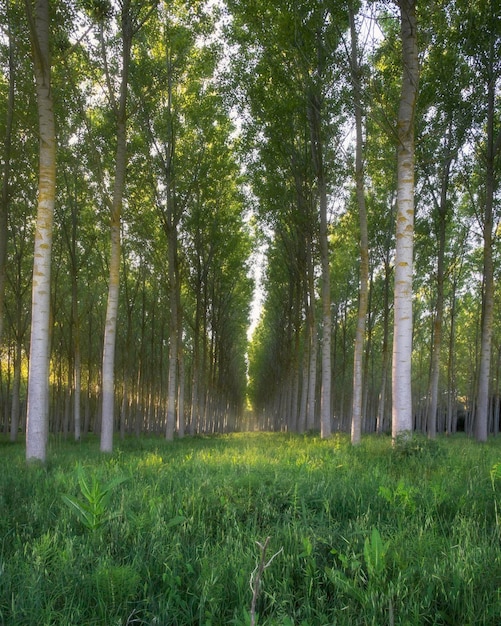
[426,148,452,438]
[100,2,132,452]
[162,46,179,442]
[475,35,499,442]
[392,0,418,440]
[308,87,331,438]
[349,4,369,445]
[305,232,317,431]
[25,0,56,463]
[377,254,391,434]
[0,0,15,349]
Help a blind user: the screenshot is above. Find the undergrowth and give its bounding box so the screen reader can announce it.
[1,432,501,625]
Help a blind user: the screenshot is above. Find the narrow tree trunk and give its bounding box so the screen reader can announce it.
[25,0,56,463]
[318,163,331,439]
[100,4,132,453]
[392,0,418,440]
[69,197,82,441]
[10,336,22,442]
[426,151,452,438]
[362,272,374,430]
[305,233,317,431]
[298,321,309,433]
[0,0,14,348]
[349,4,369,445]
[163,48,179,442]
[177,324,185,438]
[308,87,331,438]
[475,38,498,442]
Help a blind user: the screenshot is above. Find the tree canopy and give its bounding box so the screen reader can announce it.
[0,0,500,455]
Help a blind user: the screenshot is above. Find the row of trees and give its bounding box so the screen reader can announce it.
[243,0,500,442]
[1,0,253,460]
[0,0,499,460]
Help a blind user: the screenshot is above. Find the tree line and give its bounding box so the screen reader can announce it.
[243,0,500,443]
[0,0,499,461]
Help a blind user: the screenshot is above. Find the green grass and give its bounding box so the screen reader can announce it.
[1,432,501,625]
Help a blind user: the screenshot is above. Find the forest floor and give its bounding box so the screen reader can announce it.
[1,432,501,625]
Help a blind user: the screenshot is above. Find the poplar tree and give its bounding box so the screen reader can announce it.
[25,0,56,462]
[99,0,133,453]
[0,0,15,350]
[392,0,419,439]
[349,3,369,445]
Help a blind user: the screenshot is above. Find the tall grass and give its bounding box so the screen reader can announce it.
[1,432,501,625]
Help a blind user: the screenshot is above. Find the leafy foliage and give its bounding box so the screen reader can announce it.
[62,464,129,532]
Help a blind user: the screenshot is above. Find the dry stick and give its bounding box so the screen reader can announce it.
[249,537,283,626]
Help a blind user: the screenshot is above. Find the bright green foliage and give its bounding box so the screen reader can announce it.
[327,527,391,617]
[1,0,501,443]
[490,461,501,529]
[62,463,129,532]
[2,433,501,624]
[363,527,390,581]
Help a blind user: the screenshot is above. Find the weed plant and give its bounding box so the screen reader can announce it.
[1,432,501,625]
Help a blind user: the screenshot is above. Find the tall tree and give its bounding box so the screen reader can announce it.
[0,0,15,349]
[349,3,369,444]
[99,0,132,452]
[466,0,501,442]
[307,44,332,439]
[25,0,56,462]
[392,0,418,439]
[417,11,469,437]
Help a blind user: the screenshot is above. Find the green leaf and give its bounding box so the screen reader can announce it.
[490,462,501,483]
[325,567,364,603]
[62,494,99,531]
[166,515,186,529]
[363,527,389,580]
[62,466,129,532]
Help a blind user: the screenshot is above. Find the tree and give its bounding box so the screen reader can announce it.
[417,3,470,437]
[392,0,419,439]
[0,0,15,349]
[228,0,348,434]
[99,0,133,453]
[99,1,155,451]
[349,3,370,445]
[463,0,501,442]
[25,0,56,462]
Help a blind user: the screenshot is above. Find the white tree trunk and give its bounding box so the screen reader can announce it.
[475,33,499,442]
[100,5,132,453]
[392,0,418,440]
[349,4,369,445]
[25,0,56,463]
[308,87,331,439]
[100,210,122,452]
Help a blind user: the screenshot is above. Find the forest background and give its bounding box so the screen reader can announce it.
[0,0,500,460]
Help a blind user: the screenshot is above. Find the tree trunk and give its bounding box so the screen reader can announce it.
[475,37,499,442]
[426,149,452,438]
[163,47,179,442]
[349,4,369,445]
[100,3,132,453]
[392,0,418,440]
[176,313,185,438]
[308,88,331,438]
[0,0,14,349]
[446,276,458,434]
[10,336,22,442]
[305,233,317,431]
[69,195,82,441]
[25,0,56,463]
